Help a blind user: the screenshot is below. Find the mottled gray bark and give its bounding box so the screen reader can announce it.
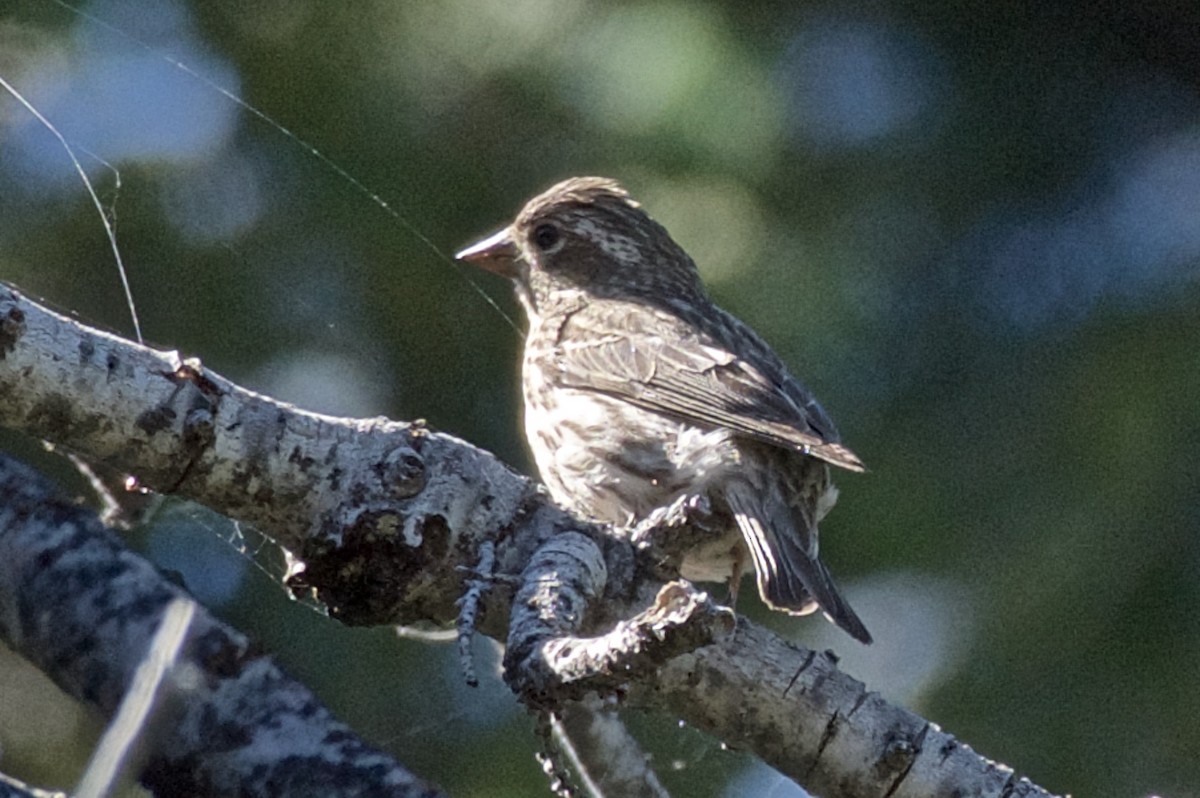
[0,455,440,798]
[0,284,1058,798]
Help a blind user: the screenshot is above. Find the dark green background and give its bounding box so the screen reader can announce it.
[1,1,1198,796]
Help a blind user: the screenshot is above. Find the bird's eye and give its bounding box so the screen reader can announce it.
[532,223,561,252]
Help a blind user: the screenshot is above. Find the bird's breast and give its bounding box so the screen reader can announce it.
[521,373,738,526]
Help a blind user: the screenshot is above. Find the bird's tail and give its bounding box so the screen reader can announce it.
[726,485,872,644]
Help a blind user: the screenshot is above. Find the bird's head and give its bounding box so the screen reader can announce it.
[456,177,707,317]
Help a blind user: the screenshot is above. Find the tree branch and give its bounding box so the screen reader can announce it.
[0,283,1060,798]
[0,454,440,798]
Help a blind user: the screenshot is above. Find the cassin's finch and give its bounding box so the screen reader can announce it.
[457,177,871,643]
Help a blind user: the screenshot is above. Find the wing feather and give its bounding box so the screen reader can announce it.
[553,303,866,472]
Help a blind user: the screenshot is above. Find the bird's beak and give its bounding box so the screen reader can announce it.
[455,227,521,278]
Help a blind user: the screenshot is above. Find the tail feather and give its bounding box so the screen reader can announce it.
[726,486,872,644]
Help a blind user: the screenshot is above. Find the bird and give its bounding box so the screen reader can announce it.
[456,177,871,644]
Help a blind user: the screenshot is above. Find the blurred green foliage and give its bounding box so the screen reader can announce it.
[1,1,1199,796]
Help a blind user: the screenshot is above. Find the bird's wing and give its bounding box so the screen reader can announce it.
[553,305,865,472]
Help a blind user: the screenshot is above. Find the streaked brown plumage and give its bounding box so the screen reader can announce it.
[457,177,871,643]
